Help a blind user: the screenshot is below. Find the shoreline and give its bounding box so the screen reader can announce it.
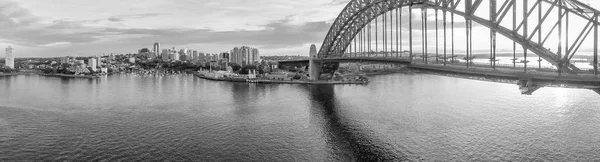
[40,73,101,79]
[0,72,38,76]
[193,72,369,85]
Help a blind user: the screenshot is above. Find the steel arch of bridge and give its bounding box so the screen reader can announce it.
[318,0,600,72]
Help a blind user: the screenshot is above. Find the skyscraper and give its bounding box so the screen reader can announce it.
[231,47,241,65]
[199,52,206,62]
[229,46,260,66]
[192,50,198,61]
[241,46,250,65]
[153,43,160,58]
[96,56,102,67]
[251,48,260,64]
[5,46,14,69]
[172,48,180,61]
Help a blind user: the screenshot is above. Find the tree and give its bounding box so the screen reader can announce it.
[230,63,242,72]
[239,65,264,74]
[0,66,14,73]
[60,63,72,69]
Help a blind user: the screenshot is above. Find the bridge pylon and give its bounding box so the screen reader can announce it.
[309,44,322,80]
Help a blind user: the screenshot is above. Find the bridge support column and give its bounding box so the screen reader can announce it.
[309,44,322,80]
[309,60,322,81]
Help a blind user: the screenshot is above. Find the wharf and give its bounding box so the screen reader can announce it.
[193,72,368,85]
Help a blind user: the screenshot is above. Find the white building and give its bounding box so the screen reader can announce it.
[128,57,136,63]
[5,46,14,69]
[88,58,97,72]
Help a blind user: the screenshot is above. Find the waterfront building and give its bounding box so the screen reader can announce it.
[88,58,97,72]
[72,66,90,75]
[5,46,14,69]
[229,46,260,66]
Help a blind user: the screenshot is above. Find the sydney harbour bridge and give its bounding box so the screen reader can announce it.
[279,0,600,95]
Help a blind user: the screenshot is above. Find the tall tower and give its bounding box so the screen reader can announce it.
[309,44,317,58]
[153,43,160,58]
[5,46,14,69]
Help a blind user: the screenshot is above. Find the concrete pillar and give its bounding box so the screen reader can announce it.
[309,44,322,80]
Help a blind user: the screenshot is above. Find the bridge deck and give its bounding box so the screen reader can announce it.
[408,63,600,86]
[278,57,411,64]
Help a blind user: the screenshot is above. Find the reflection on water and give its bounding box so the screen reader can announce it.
[306,85,407,161]
[1,74,600,161]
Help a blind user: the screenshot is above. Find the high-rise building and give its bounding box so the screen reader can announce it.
[5,46,14,69]
[220,52,229,60]
[251,48,260,64]
[229,46,260,66]
[88,58,97,72]
[241,46,251,65]
[153,43,160,58]
[179,49,186,61]
[172,48,180,61]
[161,49,169,60]
[199,52,206,62]
[96,56,102,67]
[192,50,198,61]
[231,47,241,65]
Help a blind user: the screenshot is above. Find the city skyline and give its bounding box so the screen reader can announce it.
[3,1,600,161]
[2,0,600,58]
[0,0,349,57]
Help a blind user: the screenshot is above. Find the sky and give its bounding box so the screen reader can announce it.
[1,0,600,58]
[0,0,349,57]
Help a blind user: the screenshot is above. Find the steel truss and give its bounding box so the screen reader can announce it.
[318,0,600,73]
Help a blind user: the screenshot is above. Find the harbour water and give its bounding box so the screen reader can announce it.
[1,73,599,161]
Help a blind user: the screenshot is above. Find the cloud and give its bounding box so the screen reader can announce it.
[39,42,72,47]
[108,13,173,22]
